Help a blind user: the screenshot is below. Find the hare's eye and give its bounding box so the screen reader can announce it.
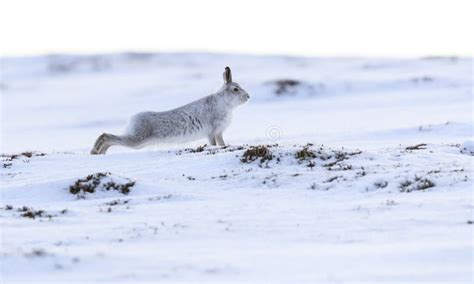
[233,87,239,92]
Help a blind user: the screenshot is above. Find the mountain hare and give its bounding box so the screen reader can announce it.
[91,67,250,154]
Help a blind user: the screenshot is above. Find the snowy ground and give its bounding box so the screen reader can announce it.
[1,53,473,283]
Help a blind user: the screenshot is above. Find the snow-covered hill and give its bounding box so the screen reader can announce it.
[1,53,473,283]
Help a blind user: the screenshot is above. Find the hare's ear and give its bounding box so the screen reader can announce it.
[223,66,232,84]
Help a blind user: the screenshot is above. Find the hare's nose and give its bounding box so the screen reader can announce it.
[246,94,250,99]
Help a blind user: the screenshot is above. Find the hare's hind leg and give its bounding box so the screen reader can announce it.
[91,133,115,155]
[91,133,108,155]
[91,133,144,155]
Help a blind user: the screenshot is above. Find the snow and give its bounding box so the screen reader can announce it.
[460,140,474,156]
[1,53,473,283]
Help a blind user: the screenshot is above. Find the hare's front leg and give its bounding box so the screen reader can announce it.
[208,135,217,146]
[215,132,226,146]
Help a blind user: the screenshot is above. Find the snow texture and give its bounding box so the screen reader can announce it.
[1,53,473,283]
[460,140,474,156]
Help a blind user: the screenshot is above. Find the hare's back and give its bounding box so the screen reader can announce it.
[127,110,192,139]
[126,111,167,137]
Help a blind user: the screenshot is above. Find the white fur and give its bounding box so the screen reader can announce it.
[91,67,249,154]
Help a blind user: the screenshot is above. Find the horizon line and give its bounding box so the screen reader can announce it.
[1,49,469,60]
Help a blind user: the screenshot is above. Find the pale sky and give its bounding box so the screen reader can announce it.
[1,0,472,57]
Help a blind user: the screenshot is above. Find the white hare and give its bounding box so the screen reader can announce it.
[91,67,250,154]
